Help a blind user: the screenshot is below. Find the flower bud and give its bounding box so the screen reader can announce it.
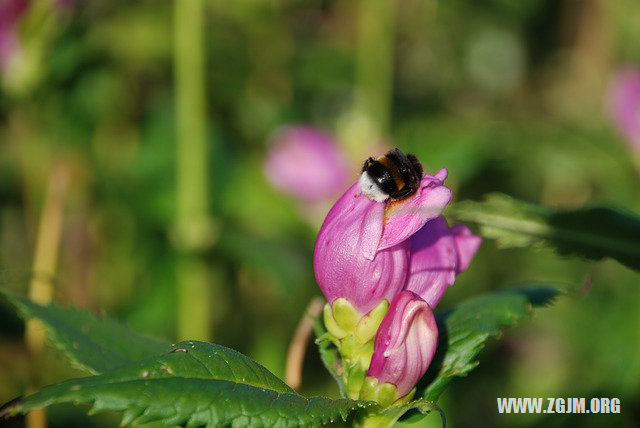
[314,181,410,315]
[313,170,451,316]
[405,216,482,307]
[364,291,438,404]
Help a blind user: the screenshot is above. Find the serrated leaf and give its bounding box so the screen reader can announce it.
[420,285,559,401]
[1,291,169,374]
[1,341,374,427]
[449,193,640,271]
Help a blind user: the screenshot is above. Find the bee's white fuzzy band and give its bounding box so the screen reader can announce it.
[358,172,389,202]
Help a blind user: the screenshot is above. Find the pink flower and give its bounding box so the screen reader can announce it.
[314,169,452,315]
[0,0,28,73]
[314,155,482,403]
[608,68,640,152]
[367,291,438,398]
[264,126,350,202]
[405,216,483,308]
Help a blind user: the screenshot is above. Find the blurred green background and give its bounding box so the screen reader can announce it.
[1,0,639,427]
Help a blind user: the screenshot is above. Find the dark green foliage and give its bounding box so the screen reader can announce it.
[1,286,559,425]
[0,293,373,426]
[2,292,169,374]
[1,341,371,427]
[450,194,640,271]
[421,285,559,401]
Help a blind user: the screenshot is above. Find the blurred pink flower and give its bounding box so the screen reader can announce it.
[608,68,640,152]
[0,0,28,73]
[264,126,350,202]
[367,290,438,398]
[314,169,452,315]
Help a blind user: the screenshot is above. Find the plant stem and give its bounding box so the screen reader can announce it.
[26,165,69,348]
[285,297,324,390]
[355,0,396,137]
[25,164,69,428]
[338,0,397,161]
[173,0,216,341]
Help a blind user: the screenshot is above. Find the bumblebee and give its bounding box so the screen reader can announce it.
[358,148,423,202]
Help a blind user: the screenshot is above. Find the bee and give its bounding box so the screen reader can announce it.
[358,148,423,202]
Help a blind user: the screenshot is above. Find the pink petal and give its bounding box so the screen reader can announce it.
[377,169,452,253]
[404,217,458,308]
[434,168,449,182]
[451,225,483,274]
[404,217,482,308]
[367,291,438,398]
[314,183,410,315]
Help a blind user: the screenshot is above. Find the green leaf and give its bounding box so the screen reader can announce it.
[1,341,373,427]
[449,193,640,271]
[421,285,559,401]
[1,291,169,374]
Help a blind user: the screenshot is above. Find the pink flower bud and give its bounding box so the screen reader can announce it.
[313,170,451,315]
[367,291,438,398]
[608,68,640,153]
[264,126,350,202]
[405,216,482,307]
[313,181,410,315]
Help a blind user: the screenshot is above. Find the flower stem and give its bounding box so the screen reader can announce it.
[173,0,217,341]
[285,297,325,390]
[338,0,397,161]
[354,0,396,137]
[25,163,69,428]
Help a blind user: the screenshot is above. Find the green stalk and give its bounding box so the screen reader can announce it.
[354,0,396,137]
[173,0,216,341]
[338,0,397,160]
[25,164,69,428]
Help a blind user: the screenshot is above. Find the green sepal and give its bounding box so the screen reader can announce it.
[359,377,401,408]
[358,340,375,371]
[332,298,360,331]
[323,303,347,339]
[346,363,367,399]
[393,387,416,406]
[376,383,398,408]
[356,300,389,343]
[315,331,340,349]
[321,298,391,399]
[359,377,379,402]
